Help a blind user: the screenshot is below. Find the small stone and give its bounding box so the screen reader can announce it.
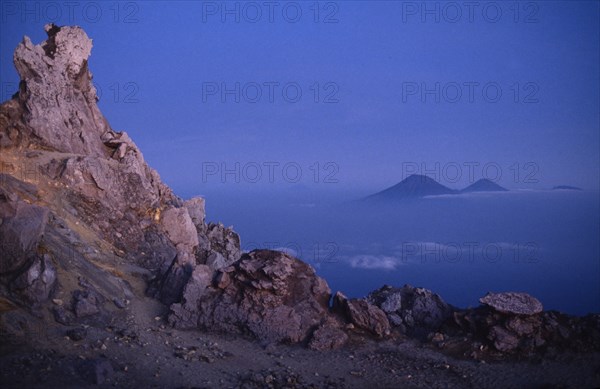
[431,332,444,344]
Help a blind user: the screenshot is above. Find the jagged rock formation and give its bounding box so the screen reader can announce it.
[0,24,241,330]
[9,24,103,155]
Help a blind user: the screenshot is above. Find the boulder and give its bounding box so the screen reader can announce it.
[333,292,390,337]
[367,284,452,336]
[168,250,331,345]
[161,207,199,251]
[10,254,56,303]
[479,292,543,315]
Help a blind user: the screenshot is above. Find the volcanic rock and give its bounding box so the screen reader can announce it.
[333,292,390,337]
[479,292,543,315]
[367,284,452,336]
[488,325,520,352]
[10,254,56,304]
[169,250,331,344]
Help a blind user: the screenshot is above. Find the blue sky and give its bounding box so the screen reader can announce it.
[1,1,599,197]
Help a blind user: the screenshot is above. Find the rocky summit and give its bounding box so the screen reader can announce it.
[1,25,600,388]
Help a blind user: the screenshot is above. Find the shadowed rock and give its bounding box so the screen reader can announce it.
[333,292,390,337]
[367,284,452,337]
[10,254,56,304]
[169,250,332,344]
[0,201,49,275]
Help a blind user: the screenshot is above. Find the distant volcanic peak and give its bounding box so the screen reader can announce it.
[461,179,508,193]
[552,185,582,191]
[367,174,456,200]
[403,174,440,184]
[365,175,514,201]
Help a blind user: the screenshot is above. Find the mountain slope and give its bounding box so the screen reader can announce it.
[461,179,508,193]
[365,174,456,201]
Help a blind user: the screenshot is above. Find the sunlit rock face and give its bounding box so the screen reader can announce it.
[11,24,106,155]
[0,24,207,318]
